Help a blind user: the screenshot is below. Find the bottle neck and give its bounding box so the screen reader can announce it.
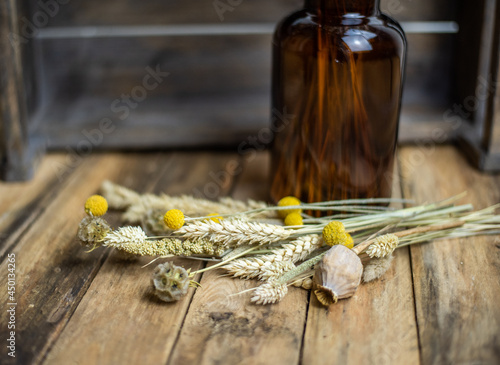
[305,0,380,17]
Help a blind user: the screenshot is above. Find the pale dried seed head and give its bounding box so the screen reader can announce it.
[176,219,291,247]
[102,180,275,224]
[222,234,321,280]
[103,226,147,248]
[258,261,295,281]
[363,255,395,282]
[100,180,141,209]
[251,282,288,305]
[290,277,313,290]
[366,234,399,258]
[301,278,313,290]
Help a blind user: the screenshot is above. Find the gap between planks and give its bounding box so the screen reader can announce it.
[167,152,308,365]
[300,149,420,365]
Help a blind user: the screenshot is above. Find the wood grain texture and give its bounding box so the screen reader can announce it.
[35,30,457,150]
[32,0,303,26]
[36,33,454,104]
[380,0,459,21]
[0,154,71,258]
[168,152,308,365]
[0,146,499,364]
[399,145,500,364]
[0,153,149,364]
[301,159,420,365]
[449,0,500,171]
[28,0,458,27]
[487,26,500,154]
[42,152,240,365]
[0,0,36,180]
[38,35,272,100]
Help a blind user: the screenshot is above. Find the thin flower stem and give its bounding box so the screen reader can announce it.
[352,220,466,255]
[276,252,327,285]
[181,197,416,223]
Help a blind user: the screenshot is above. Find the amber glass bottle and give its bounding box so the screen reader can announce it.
[270,0,406,203]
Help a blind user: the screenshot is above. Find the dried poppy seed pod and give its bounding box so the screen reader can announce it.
[152,262,190,302]
[313,245,363,306]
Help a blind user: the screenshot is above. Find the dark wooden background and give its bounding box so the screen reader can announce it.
[1,0,500,179]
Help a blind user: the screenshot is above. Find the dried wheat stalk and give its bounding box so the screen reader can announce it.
[176,219,292,247]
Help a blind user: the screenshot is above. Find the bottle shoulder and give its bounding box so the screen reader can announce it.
[274,9,405,39]
[274,10,406,53]
[274,10,317,39]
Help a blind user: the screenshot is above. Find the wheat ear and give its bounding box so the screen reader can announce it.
[176,219,291,247]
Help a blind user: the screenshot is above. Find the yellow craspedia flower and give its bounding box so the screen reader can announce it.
[84,195,108,217]
[284,212,303,226]
[277,196,302,218]
[206,213,223,224]
[164,209,185,230]
[342,232,354,249]
[322,221,347,247]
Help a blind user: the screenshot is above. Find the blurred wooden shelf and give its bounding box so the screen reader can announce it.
[2,0,499,180]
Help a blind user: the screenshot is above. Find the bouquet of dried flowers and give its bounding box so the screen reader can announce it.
[76,181,500,306]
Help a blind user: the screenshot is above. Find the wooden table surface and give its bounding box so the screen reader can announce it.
[1,145,499,365]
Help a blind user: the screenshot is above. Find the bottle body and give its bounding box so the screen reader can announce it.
[270,1,406,203]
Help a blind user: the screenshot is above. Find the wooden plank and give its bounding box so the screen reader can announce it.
[231,151,271,202]
[301,155,421,365]
[485,9,500,154]
[39,99,459,149]
[0,152,176,364]
[454,0,486,119]
[35,31,456,149]
[38,35,271,99]
[399,145,500,364]
[402,34,454,107]
[27,0,457,27]
[168,152,308,365]
[41,152,240,365]
[0,0,39,180]
[0,154,70,257]
[31,0,302,26]
[456,0,500,171]
[380,0,458,21]
[37,33,453,103]
[39,95,270,150]
[398,106,459,144]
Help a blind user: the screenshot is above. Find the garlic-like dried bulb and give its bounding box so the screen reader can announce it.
[313,245,363,306]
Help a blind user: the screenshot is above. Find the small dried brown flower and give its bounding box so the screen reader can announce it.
[77,216,111,247]
[152,262,190,302]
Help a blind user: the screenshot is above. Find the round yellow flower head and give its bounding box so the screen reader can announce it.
[322,221,348,247]
[164,209,185,230]
[84,195,108,217]
[342,232,354,249]
[284,212,303,226]
[277,196,302,218]
[206,213,223,224]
